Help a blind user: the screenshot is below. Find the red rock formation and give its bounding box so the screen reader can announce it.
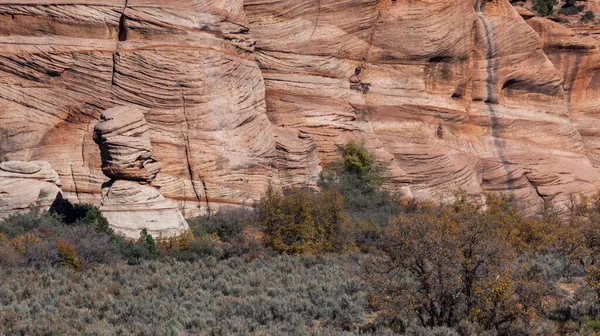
[0,0,279,217]
[245,0,600,215]
[1,0,599,217]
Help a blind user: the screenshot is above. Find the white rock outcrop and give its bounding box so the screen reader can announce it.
[0,161,62,217]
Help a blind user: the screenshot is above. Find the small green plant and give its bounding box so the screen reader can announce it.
[139,228,159,260]
[533,0,558,16]
[582,10,596,23]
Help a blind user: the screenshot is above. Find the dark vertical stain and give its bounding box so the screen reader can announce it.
[118,14,128,42]
[476,3,516,191]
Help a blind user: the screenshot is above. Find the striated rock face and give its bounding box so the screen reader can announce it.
[0,161,62,217]
[244,0,600,215]
[525,16,600,170]
[0,0,278,217]
[94,106,188,238]
[0,0,599,216]
[93,106,160,182]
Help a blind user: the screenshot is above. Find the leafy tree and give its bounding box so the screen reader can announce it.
[319,141,401,247]
[341,140,375,177]
[367,194,547,332]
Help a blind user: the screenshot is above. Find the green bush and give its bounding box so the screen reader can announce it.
[259,187,349,255]
[582,10,596,23]
[559,5,585,15]
[0,210,65,239]
[50,198,113,235]
[533,0,558,16]
[188,209,252,240]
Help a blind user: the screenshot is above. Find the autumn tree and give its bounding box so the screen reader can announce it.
[258,186,349,255]
[367,194,547,332]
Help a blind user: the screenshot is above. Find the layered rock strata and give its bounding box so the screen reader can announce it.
[244,0,600,214]
[0,161,62,217]
[0,0,599,216]
[0,0,278,217]
[94,106,188,238]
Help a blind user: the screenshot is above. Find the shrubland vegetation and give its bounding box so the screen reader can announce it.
[5,140,600,334]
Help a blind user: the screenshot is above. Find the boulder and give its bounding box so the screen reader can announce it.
[93,106,160,182]
[0,161,62,217]
[100,180,188,239]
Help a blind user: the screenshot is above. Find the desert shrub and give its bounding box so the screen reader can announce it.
[221,233,264,260]
[0,254,381,335]
[60,226,118,264]
[9,232,41,253]
[22,240,59,267]
[533,0,558,16]
[156,229,228,261]
[187,234,224,259]
[55,238,80,271]
[404,326,460,336]
[0,243,20,266]
[156,229,195,254]
[559,4,585,15]
[259,187,350,255]
[582,10,596,22]
[189,209,252,240]
[0,210,65,239]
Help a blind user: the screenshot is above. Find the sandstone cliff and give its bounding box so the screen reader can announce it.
[1,0,599,216]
